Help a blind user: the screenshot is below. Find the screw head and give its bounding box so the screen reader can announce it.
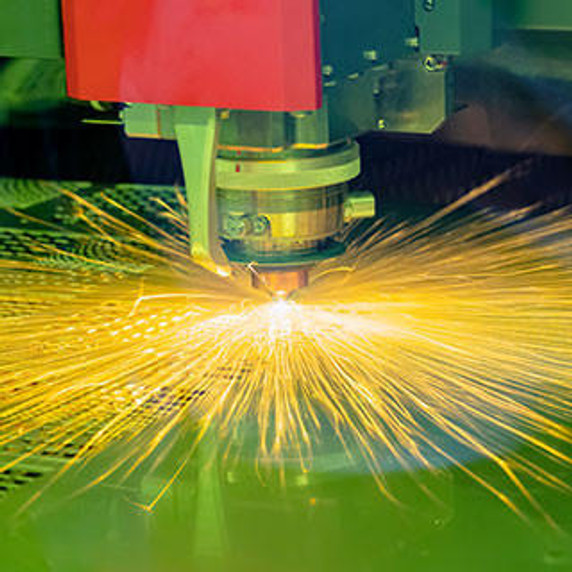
[252,216,270,236]
[423,55,447,72]
[423,0,436,12]
[363,49,379,62]
[322,64,334,77]
[405,36,420,49]
[223,215,248,239]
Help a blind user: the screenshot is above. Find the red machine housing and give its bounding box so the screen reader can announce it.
[62,0,322,112]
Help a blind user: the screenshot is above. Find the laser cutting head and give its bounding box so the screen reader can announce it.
[214,139,374,296]
[123,107,375,295]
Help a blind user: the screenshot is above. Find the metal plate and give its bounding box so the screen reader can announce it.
[62,0,322,111]
[0,0,62,59]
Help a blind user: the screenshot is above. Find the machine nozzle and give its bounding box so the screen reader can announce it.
[252,268,309,299]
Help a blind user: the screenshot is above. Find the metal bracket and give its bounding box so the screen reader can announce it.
[174,107,230,275]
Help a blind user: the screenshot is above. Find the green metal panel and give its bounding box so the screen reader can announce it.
[0,0,62,59]
[320,0,414,78]
[498,0,572,31]
[416,0,493,57]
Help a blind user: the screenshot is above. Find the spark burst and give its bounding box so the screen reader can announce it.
[0,177,571,520]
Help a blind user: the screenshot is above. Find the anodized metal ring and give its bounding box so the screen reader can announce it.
[215,142,361,191]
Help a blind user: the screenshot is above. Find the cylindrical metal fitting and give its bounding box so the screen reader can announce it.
[251,268,309,298]
[216,142,362,268]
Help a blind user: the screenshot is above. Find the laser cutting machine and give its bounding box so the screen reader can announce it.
[2,3,572,572]
[3,1,572,295]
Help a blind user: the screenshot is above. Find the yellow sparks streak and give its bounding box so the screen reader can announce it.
[0,182,570,520]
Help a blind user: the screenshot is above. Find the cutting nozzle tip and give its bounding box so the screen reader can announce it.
[252,268,309,298]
